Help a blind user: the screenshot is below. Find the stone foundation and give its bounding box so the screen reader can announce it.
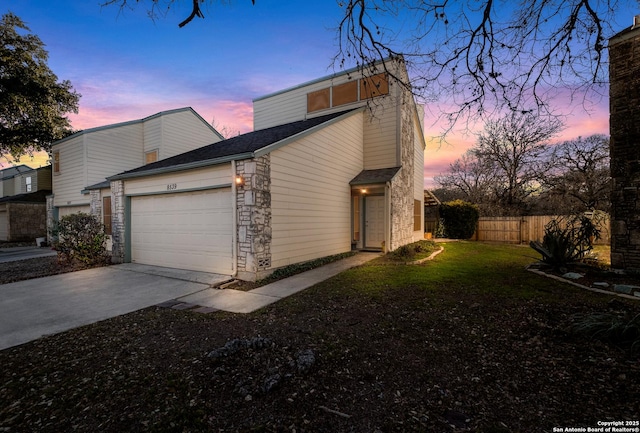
[110,180,125,263]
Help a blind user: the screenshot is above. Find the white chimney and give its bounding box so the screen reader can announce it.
[634,14,640,29]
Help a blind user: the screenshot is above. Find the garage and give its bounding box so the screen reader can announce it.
[130,188,233,274]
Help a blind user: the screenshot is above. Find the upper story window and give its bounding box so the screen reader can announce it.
[25,176,32,192]
[53,151,60,173]
[306,73,389,114]
[145,150,159,164]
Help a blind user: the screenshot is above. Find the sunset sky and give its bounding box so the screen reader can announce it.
[3,1,638,186]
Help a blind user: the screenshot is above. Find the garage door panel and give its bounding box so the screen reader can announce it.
[131,189,233,274]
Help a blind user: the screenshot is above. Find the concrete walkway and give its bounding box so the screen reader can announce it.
[166,252,381,314]
[0,252,380,350]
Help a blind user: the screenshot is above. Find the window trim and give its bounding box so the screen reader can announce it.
[145,149,159,164]
[53,151,60,174]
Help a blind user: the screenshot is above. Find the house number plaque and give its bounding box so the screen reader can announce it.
[167,183,177,191]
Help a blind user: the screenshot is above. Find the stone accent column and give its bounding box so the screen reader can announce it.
[236,156,272,281]
[389,87,416,251]
[609,24,640,269]
[46,194,55,243]
[89,190,102,220]
[110,180,125,263]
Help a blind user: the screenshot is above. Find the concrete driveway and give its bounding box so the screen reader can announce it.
[0,263,231,351]
[0,246,57,263]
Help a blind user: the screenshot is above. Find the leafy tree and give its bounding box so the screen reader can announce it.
[438,199,479,239]
[104,0,637,133]
[0,12,80,159]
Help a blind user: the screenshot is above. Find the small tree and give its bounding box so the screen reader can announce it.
[51,213,110,266]
[438,200,479,239]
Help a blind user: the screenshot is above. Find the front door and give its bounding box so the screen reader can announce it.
[364,195,385,249]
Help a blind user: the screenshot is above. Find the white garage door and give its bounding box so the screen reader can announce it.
[130,188,233,274]
[0,209,8,241]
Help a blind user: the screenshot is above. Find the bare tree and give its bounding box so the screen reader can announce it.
[544,134,610,212]
[102,1,636,133]
[475,112,563,212]
[434,149,497,206]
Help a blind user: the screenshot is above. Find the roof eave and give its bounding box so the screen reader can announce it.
[108,153,254,181]
[253,108,365,158]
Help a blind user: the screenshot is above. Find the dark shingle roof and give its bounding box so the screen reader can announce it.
[111,109,357,180]
[350,167,401,185]
[0,190,51,204]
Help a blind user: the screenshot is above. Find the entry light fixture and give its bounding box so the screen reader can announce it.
[235,175,244,186]
[361,188,367,194]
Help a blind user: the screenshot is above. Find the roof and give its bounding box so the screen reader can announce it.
[0,165,32,181]
[83,180,111,192]
[349,167,401,186]
[52,107,223,148]
[424,190,441,206]
[610,16,640,43]
[0,189,51,204]
[109,109,360,181]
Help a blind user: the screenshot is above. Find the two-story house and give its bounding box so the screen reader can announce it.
[48,107,224,243]
[100,58,426,281]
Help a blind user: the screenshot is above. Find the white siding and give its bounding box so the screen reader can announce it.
[157,110,222,159]
[413,113,426,239]
[86,123,144,190]
[270,112,364,269]
[124,165,231,196]
[58,205,90,217]
[363,100,399,170]
[254,73,367,130]
[53,135,89,207]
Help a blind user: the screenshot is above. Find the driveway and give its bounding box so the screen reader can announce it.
[0,246,57,263]
[0,263,231,351]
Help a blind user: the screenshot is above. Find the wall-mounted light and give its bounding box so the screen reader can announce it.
[360,188,367,194]
[235,175,244,186]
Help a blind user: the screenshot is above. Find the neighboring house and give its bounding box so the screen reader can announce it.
[99,58,426,281]
[0,165,33,198]
[0,166,52,242]
[48,107,224,241]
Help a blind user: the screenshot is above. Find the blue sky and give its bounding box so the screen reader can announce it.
[3,1,639,185]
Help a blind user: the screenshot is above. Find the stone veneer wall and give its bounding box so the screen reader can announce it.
[236,156,272,281]
[389,89,416,251]
[89,190,101,219]
[46,195,55,243]
[609,26,640,269]
[6,203,47,242]
[110,180,125,263]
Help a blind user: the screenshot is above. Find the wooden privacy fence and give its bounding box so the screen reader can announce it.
[473,215,611,245]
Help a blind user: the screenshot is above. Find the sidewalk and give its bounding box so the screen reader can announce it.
[159,251,381,314]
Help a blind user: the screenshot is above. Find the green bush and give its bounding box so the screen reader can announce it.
[529,213,602,268]
[51,213,110,266]
[438,200,479,239]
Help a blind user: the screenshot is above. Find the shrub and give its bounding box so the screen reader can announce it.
[51,213,110,266]
[387,240,438,261]
[569,312,640,354]
[529,213,602,268]
[438,200,479,239]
